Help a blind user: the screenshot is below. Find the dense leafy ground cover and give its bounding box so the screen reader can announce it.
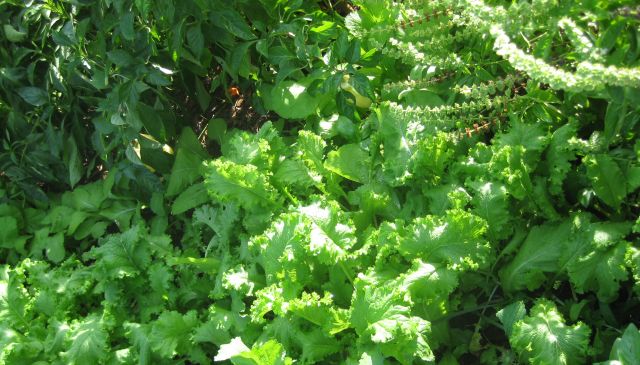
[1,0,640,364]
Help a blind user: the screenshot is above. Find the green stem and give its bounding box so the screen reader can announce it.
[338,261,355,287]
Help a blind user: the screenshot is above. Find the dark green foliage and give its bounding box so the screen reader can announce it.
[1,0,640,364]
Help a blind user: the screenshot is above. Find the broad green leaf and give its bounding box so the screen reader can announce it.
[195,77,211,111]
[149,311,199,358]
[212,9,256,40]
[167,256,220,273]
[559,215,632,302]
[63,314,109,365]
[215,337,250,361]
[230,340,293,365]
[585,154,626,210]
[64,136,82,187]
[496,301,526,338]
[83,225,151,279]
[377,107,415,185]
[264,81,320,119]
[187,25,205,58]
[296,198,356,264]
[544,122,577,196]
[62,181,107,212]
[400,260,459,306]
[509,300,591,365]
[135,0,151,17]
[107,49,135,67]
[325,144,370,183]
[229,41,254,80]
[99,200,137,230]
[120,12,135,41]
[3,24,26,42]
[500,221,572,292]
[604,102,627,143]
[350,274,434,364]
[207,118,227,143]
[296,327,343,363]
[193,203,240,252]
[193,308,233,346]
[17,87,48,106]
[598,323,640,365]
[204,159,281,212]
[137,103,169,141]
[31,228,65,263]
[171,183,209,215]
[627,165,640,193]
[166,128,208,197]
[468,180,511,240]
[398,209,491,270]
[0,216,28,253]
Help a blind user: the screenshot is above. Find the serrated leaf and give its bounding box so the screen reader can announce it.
[350,274,434,363]
[230,340,292,365]
[248,215,310,295]
[124,323,151,365]
[544,122,577,196]
[63,315,109,365]
[400,260,459,306]
[378,107,416,185]
[193,203,239,253]
[398,209,491,270]
[559,215,632,302]
[149,311,199,358]
[83,225,151,279]
[204,158,281,212]
[468,180,511,240]
[295,330,341,363]
[297,198,356,264]
[585,154,626,210]
[509,300,590,365]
